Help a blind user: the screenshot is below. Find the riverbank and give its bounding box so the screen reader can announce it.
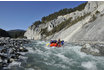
[0,37,30,69]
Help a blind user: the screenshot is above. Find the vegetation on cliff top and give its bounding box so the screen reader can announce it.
[33,2,87,26]
[41,13,91,37]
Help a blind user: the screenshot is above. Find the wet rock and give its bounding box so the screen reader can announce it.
[1,49,8,53]
[2,63,8,67]
[7,58,13,63]
[19,47,28,52]
[0,55,8,60]
[0,42,6,46]
[81,43,104,56]
[11,55,19,60]
[0,37,30,68]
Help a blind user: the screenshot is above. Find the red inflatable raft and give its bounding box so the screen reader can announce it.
[49,43,62,47]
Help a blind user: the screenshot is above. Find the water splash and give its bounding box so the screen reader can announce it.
[9,40,104,70]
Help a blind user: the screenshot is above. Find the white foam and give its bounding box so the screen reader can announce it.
[54,53,75,66]
[37,41,46,45]
[19,52,27,55]
[19,56,28,60]
[44,46,51,49]
[55,53,69,61]
[9,61,21,66]
[26,47,35,54]
[6,61,21,69]
[24,41,104,70]
[81,61,97,70]
[0,58,2,62]
[54,63,70,69]
[25,68,35,70]
[67,45,88,58]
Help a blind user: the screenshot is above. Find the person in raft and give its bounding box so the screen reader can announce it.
[57,39,62,47]
[49,39,64,47]
[57,39,61,44]
[57,39,64,46]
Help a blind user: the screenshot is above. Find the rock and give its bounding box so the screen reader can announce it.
[19,47,28,52]
[24,9,67,40]
[81,43,104,56]
[0,55,8,60]
[2,63,8,67]
[0,42,6,46]
[11,55,19,60]
[0,38,30,68]
[7,58,13,63]
[1,49,8,53]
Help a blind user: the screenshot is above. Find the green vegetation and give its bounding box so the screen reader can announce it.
[41,28,47,35]
[66,13,91,28]
[41,17,72,36]
[41,2,87,23]
[33,2,87,26]
[0,28,26,38]
[95,10,100,14]
[41,13,91,37]
[32,20,42,27]
[89,14,97,22]
[0,28,10,37]
[32,2,89,37]
[8,30,26,38]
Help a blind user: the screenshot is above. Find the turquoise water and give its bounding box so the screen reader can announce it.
[7,40,104,70]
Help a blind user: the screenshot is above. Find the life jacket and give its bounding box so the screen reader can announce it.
[50,40,57,44]
[61,41,64,45]
[49,40,64,47]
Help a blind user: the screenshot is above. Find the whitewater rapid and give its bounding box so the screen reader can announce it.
[7,40,104,70]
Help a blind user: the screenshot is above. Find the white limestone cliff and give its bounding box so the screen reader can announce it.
[25,1,104,42]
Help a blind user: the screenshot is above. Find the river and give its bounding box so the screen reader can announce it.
[6,40,104,70]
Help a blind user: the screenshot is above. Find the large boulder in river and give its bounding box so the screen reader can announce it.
[81,43,104,56]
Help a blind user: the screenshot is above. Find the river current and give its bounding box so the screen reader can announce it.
[6,40,104,70]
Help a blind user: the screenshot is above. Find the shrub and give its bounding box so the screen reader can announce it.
[66,13,91,28]
[40,13,91,37]
[95,10,100,14]
[33,20,42,27]
[32,2,87,25]
[41,17,72,36]
[41,2,87,23]
[89,14,97,22]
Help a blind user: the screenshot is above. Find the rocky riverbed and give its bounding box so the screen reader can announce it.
[0,37,30,69]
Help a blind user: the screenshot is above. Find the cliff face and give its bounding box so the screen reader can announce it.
[25,1,104,42]
[24,14,67,40]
